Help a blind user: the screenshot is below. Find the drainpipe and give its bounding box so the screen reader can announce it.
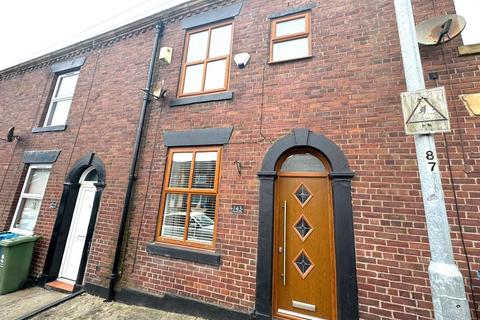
[106,22,164,302]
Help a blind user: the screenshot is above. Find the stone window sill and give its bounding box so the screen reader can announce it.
[169,91,233,107]
[146,242,221,267]
[458,43,480,56]
[32,125,67,133]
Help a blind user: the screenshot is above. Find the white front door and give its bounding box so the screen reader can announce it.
[58,186,96,282]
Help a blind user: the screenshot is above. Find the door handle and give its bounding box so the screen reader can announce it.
[282,200,287,286]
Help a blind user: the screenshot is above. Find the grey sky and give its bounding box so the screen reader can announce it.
[0,0,188,71]
[0,0,478,71]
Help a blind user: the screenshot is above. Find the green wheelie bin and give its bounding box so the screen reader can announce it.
[0,232,40,295]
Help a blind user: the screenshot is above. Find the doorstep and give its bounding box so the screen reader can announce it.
[45,280,75,293]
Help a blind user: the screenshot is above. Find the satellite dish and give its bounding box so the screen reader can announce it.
[6,127,15,142]
[0,127,17,143]
[416,14,466,45]
[152,80,167,99]
[140,80,167,100]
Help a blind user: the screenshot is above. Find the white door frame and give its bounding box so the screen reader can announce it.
[58,167,97,284]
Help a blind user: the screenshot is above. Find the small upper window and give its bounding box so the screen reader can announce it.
[179,22,233,97]
[270,12,311,63]
[10,164,52,235]
[44,71,79,127]
[454,0,480,45]
[280,153,325,172]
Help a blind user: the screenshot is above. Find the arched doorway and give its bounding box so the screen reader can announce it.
[41,153,105,290]
[58,167,98,284]
[255,129,358,320]
[273,149,336,319]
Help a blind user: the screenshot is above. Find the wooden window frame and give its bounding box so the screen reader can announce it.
[269,12,312,63]
[178,21,233,98]
[156,146,222,250]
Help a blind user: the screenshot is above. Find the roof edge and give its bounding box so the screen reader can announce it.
[0,0,229,78]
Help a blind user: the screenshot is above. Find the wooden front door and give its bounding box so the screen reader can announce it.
[273,151,336,320]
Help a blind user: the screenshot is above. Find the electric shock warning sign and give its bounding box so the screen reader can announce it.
[401,87,451,135]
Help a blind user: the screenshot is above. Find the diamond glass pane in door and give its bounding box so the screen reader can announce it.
[294,215,313,241]
[293,184,312,207]
[293,250,314,278]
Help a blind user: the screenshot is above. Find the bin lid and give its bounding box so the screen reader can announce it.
[0,232,18,241]
[0,235,40,247]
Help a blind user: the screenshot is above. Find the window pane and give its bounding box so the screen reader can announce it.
[276,17,306,37]
[26,169,51,194]
[209,25,232,58]
[169,153,193,188]
[187,194,216,244]
[183,64,204,94]
[204,59,226,91]
[55,73,79,98]
[47,100,72,126]
[14,198,42,232]
[186,31,208,62]
[192,152,217,189]
[161,193,188,239]
[272,37,309,62]
[280,153,325,172]
[84,169,98,182]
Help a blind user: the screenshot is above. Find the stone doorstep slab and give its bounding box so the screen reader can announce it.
[44,280,75,293]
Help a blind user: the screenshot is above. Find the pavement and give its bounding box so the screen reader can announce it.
[1,287,206,320]
[0,287,65,319]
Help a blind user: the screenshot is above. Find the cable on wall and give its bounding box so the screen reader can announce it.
[230,16,273,146]
[429,0,479,311]
[64,50,101,172]
[440,46,469,172]
[0,140,19,225]
[442,132,479,320]
[129,98,165,274]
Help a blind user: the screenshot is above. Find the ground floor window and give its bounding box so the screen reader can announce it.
[156,146,222,249]
[10,164,51,235]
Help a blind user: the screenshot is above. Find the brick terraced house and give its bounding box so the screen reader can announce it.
[0,0,479,319]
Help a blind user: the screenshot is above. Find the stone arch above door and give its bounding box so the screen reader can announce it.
[255,129,359,320]
[66,153,106,185]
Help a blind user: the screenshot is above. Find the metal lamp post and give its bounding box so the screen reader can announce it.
[394,1,471,319]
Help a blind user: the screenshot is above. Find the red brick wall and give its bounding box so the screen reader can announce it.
[1,0,479,318]
[0,31,153,280]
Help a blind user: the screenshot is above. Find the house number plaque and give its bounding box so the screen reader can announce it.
[231,205,244,214]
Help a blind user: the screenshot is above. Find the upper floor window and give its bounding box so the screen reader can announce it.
[179,22,233,97]
[454,0,480,45]
[10,164,51,235]
[44,71,79,127]
[270,12,311,63]
[156,147,222,249]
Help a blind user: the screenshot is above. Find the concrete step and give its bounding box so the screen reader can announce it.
[44,280,74,294]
